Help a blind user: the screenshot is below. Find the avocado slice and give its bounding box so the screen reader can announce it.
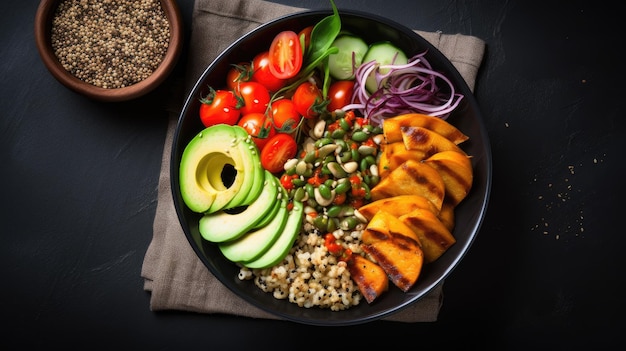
[178,124,262,214]
[218,197,289,263]
[239,153,266,206]
[242,200,304,269]
[251,189,282,229]
[252,181,287,229]
[223,126,264,209]
[199,170,280,243]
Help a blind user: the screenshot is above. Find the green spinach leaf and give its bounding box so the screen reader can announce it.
[305,0,341,66]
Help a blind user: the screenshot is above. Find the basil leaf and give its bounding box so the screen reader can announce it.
[306,0,341,65]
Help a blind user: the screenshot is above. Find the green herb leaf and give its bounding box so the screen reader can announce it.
[306,0,341,65]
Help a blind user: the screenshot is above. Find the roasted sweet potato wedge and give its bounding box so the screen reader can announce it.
[401,125,467,158]
[361,210,422,246]
[383,113,469,145]
[423,150,473,206]
[382,141,427,171]
[399,208,456,263]
[358,194,440,221]
[346,254,389,304]
[437,199,456,232]
[377,145,392,179]
[370,159,445,211]
[362,234,424,292]
[361,226,389,246]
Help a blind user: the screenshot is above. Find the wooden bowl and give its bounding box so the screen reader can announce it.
[34,0,183,102]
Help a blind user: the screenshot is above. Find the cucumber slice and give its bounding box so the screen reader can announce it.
[362,41,408,93]
[327,35,368,80]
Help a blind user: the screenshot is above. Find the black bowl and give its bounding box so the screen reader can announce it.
[171,9,491,326]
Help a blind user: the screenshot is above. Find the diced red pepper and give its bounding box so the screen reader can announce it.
[354,117,366,127]
[361,137,376,148]
[324,233,343,255]
[307,169,328,186]
[349,197,365,209]
[327,121,341,133]
[332,192,346,205]
[344,110,356,124]
[339,248,352,262]
[351,187,366,198]
[280,173,297,190]
[349,174,361,185]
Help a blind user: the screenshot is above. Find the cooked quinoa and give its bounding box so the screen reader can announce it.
[238,220,367,311]
[237,111,383,311]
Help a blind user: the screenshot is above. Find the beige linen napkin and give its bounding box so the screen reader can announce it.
[141,0,485,322]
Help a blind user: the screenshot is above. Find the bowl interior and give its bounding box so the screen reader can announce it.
[172,9,491,325]
[34,0,183,102]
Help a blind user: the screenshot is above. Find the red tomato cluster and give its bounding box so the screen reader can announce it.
[198,26,356,175]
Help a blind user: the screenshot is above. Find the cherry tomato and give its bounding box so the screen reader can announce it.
[236,81,271,115]
[251,51,287,92]
[268,31,303,80]
[260,133,298,174]
[237,112,276,150]
[270,98,301,132]
[225,62,251,91]
[298,26,313,53]
[327,80,355,112]
[292,81,323,119]
[199,89,241,127]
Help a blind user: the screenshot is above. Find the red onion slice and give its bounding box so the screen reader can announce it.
[344,51,464,126]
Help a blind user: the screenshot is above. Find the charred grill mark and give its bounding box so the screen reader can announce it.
[401,126,438,157]
[393,276,411,291]
[366,228,389,241]
[404,216,452,249]
[352,266,378,301]
[406,116,468,144]
[362,244,407,289]
[399,120,412,130]
[346,257,386,303]
[362,240,421,292]
[430,159,471,190]
[401,162,445,200]
[389,231,421,247]
[401,126,429,145]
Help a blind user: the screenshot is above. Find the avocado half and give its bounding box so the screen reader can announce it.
[178,124,264,214]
